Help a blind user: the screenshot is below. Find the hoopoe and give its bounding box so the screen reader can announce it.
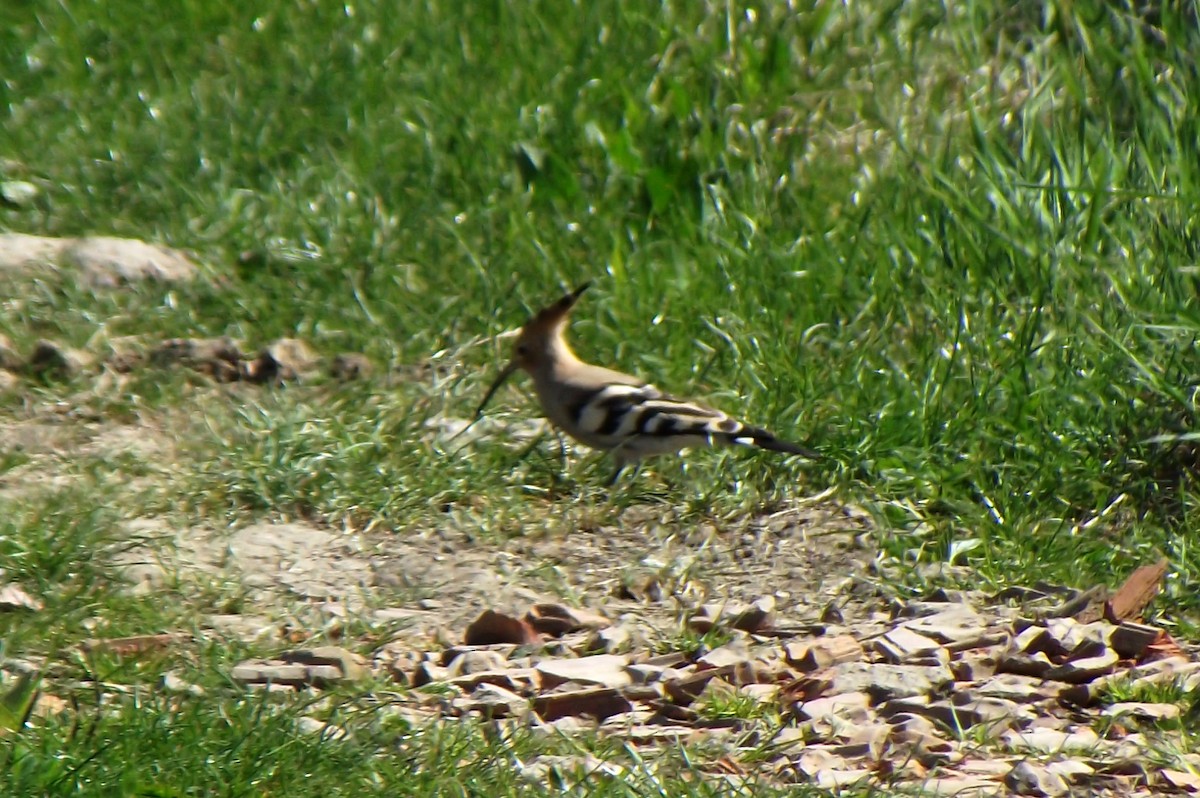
[475,282,820,484]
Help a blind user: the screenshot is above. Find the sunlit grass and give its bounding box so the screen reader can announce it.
[2,0,1200,793]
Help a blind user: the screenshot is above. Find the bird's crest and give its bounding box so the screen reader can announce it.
[522,281,591,337]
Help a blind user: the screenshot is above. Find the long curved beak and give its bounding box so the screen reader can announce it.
[474,359,520,418]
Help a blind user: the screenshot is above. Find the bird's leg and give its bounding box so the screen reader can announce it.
[554,428,569,472]
[605,445,634,488]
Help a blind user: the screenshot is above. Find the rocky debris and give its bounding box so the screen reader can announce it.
[515,753,629,789]
[160,671,205,697]
[296,716,348,740]
[525,603,611,635]
[783,635,863,671]
[873,625,944,663]
[460,682,528,717]
[210,588,1195,795]
[0,332,372,392]
[79,633,188,657]
[0,584,42,612]
[1103,701,1180,721]
[1006,760,1070,797]
[464,610,541,646]
[26,340,96,378]
[329,352,373,380]
[1,180,38,207]
[688,596,775,633]
[242,338,320,384]
[1109,621,1162,660]
[231,646,367,688]
[0,233,199,286]
[586,623,637,654]
[152,337,243,381]
[446,648,508,677]
[1160,769,1200,792]
[536,654,633,689]
[1103,559,1169,623]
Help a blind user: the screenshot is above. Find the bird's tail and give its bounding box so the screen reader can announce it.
[729,425,821,460]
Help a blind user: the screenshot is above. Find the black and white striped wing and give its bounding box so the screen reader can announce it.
[568,382,817,461]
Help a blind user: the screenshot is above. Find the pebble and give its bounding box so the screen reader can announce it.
[1006,760,1069,797]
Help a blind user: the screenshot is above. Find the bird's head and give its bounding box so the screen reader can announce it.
[474,282,590,417]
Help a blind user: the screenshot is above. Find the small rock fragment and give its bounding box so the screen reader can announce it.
[449,667,535,692]
[916,775,1004,796]
[952,645,1004,681]
[411,662,451,687]
[1043,619,1111,657]
[244,338,320,383]
[160,671,205,696]
[697,641,750,670]
[1005,760,1069,797]
[525,603,610,636]
[879,696,1022,734]
[874,627,945,664]
[795,692,871,723]
[585,623,634,654]
[814,769,873,790]
[1,180,38,207]
[63,236,198,286]
[329,352,373,380]
[689,596,774,633]
[1160,769,1200,792]
[664,666,732,704]
[900,605,986,645]
[974,673,1056,703]
[795,746,847,779]
[280,646,367,682]
[27,340,94,378]
[999,727,1101,753]
[447,649,507,677]
[0,233,68,276]
[0,584,42,612]
[785,635,864,671]
[729,596,776,632]
[152,337,241,381]
[739,682,780,703]
[466,683,529,717]
[1044,649,1118,684]
[464,610,540,646]
[296,716,347,740]
[1103,702,1181,721]
[625,663,666,684]
[230,662,309,686]
[827,662,955,702]
[1000,651,1055,678]
[1045,760,1093,782]
[1109,621,1162,660]
[1104,558,1168,623]
[80,633,186,656]
[532,686,633,722]
[535,654,632,689]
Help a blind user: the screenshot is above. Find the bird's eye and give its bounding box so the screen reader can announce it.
[515,344,529,356]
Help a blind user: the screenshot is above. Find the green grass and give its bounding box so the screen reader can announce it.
[3,0,1200,793]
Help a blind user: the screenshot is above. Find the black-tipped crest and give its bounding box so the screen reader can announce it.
[528,281,592,328]
[474,282,593,419]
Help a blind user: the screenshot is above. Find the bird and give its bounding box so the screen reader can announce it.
[474,282,820,484]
